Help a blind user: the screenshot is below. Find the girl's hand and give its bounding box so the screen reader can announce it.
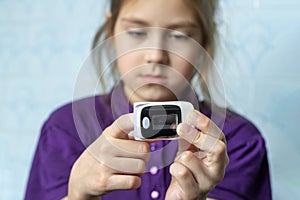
[165,110,229,200]
[67,114,150,199]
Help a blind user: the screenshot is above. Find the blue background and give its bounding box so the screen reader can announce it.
[1,0,299,199]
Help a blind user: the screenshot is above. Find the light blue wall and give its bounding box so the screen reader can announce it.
[220,1,300,199]
[0,0,299,199]
[0,1,106,199]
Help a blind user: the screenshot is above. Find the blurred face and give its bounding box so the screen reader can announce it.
[113,0,203,103]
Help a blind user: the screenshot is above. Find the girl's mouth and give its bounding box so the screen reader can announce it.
[140,74,167,85]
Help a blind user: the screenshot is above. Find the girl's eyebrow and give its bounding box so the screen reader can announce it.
[120,17,149,26]
[120,17,199,29]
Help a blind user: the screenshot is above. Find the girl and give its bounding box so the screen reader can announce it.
[25,0,271,199]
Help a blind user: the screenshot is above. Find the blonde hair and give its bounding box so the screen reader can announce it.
[92,0,220,104]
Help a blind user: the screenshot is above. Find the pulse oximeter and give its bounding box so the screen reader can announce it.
[134,101,194,140]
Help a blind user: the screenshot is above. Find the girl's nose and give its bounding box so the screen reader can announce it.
[144,48,169,64]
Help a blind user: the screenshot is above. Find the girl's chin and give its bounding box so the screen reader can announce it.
[133,86,179,102]
[124,83,184,103]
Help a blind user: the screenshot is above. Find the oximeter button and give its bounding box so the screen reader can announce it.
[142,117,150,129]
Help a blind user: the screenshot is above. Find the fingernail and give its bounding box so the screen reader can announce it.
[177,124,192,135]
[188,110,199,122]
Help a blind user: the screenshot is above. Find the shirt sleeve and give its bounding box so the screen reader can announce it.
[208,122,272,200]
[24,121,85,200]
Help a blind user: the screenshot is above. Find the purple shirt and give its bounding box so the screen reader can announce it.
[25,84,272,200]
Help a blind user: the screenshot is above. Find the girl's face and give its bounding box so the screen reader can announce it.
[113,0,203,103]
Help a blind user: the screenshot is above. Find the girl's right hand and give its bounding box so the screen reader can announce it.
[67,113,150,200]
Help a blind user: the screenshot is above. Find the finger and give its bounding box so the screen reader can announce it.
[177,151,213,188]
[177,123,220,151]
[177,137,197,155]
[169,161,199,198]
[109,138,150,162]
[179,147,228,185]
[204,140,229,177]
[107,175,141,191]
[187,110,226,143]
[106,157,146,174]
[106,113,134,139]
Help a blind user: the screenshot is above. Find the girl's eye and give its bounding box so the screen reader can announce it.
[169,31,190,40]
[127,29,146,37]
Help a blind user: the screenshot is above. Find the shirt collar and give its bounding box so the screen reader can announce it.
[109,81,133,119]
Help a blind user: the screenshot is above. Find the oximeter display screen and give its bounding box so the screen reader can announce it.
[140,105,182,139]
[152,114,178,130]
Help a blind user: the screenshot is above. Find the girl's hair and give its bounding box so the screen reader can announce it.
[92,0,220,105]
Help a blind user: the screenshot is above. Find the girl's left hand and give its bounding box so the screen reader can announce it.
[165,110,229,200]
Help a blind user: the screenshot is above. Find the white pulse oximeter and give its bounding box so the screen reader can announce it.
[134,101,194,140]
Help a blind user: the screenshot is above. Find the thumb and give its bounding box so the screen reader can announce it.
[106,113,134,139]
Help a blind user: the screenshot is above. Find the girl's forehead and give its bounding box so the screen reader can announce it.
[118,0,198,26]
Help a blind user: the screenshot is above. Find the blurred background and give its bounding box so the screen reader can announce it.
[1,0,299,199]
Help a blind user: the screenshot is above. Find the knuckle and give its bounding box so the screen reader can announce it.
[177,166,189,179]
[136,160,146,173]
[193,131,202,145]
[212,140,226,155]
[94,175,109,191]
[98,138,111,154]
[127,177,141,189]
[138,142,149,153]
[201,117,210,128]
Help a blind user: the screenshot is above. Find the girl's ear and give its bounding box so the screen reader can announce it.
[105,12,116,47]
[105,12,114,38]
[106,12,112,21]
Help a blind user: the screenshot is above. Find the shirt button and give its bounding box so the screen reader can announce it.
[150,166,158,175]
[150,190,160,199]
[150,144,156,151]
